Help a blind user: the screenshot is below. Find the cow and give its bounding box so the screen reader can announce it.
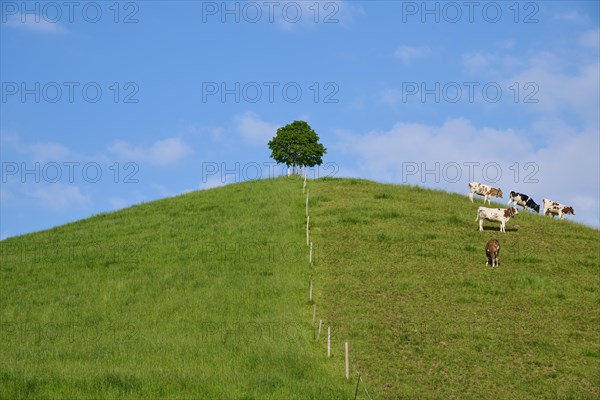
[507,191,541,213]
[542,199,575,220]
[468,182,503,204]
[485,239,500,268]
[475,206,518,233]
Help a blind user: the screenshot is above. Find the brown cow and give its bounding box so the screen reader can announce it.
[485,239,500,268]
[469,182,503,204]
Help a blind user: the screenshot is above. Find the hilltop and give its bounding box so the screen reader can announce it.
[1,177,598,399]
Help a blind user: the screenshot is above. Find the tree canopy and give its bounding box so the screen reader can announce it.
[267,121,326,174]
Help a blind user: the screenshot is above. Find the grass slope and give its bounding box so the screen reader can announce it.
[0,177,353,399]
[2,177,598,399]
[309,178,599,399]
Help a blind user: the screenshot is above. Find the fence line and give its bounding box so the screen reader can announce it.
[302,178,372,393]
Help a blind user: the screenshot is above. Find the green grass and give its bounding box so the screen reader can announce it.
[309,178,599,399]
[0,177,352,399]
[1,176,598,399]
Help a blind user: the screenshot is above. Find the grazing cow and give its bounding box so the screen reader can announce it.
[507,191,541,213]
[485,239,500,268]
[475,206,518,233]
[468,182,503,204]
[542,199,575,220]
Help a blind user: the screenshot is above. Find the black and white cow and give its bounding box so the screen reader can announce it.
[507,191,541,213]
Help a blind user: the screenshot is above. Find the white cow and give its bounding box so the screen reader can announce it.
[468,182,503,204]
[475,206,518,233]
[542,199,575,220]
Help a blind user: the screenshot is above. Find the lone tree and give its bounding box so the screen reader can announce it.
[268,120,326,175]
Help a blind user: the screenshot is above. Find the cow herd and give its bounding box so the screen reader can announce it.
[467,181,576,268]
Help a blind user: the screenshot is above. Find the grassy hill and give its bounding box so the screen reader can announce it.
[0,177,352,399]
[308,178,599,399]
[1,177,598,399]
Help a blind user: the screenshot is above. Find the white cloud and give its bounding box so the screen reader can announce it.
[28,183,90,210]
[26,142,71,163]
[5,14,67,34]
[1,134,71,162]
[1,134,112,166]
[495,39,516,51]
[234,112,280,146]
[336,118,525,179]
[462,52,491,72]
[505,57,599,130]
[184,124,226,141]
[462,41,599,131]
[579,28,600,49]
[199,177,227,190]
[462,52,522,75]
[334,118,599,228]
[393,45,430,63]
[151,183,178,197]
[108,137,192,166]
[553,10,588,24]
[380,89,402,106]
[108,197,130,210]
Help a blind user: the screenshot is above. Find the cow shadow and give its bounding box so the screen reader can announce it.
[479,226,518,233]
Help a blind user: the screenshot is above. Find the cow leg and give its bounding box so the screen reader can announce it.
[479,219,484,232]
[469,192,474,203]
[497,250,500,267]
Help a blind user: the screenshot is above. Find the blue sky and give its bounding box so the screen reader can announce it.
[1,0,599,238]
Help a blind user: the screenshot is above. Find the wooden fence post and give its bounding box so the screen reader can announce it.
[317,320,323,341]
[345,342,349,380]
[306,216,310,245]
[327,327,331,357]
[306,194,309,217]
[312,304,316,327]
